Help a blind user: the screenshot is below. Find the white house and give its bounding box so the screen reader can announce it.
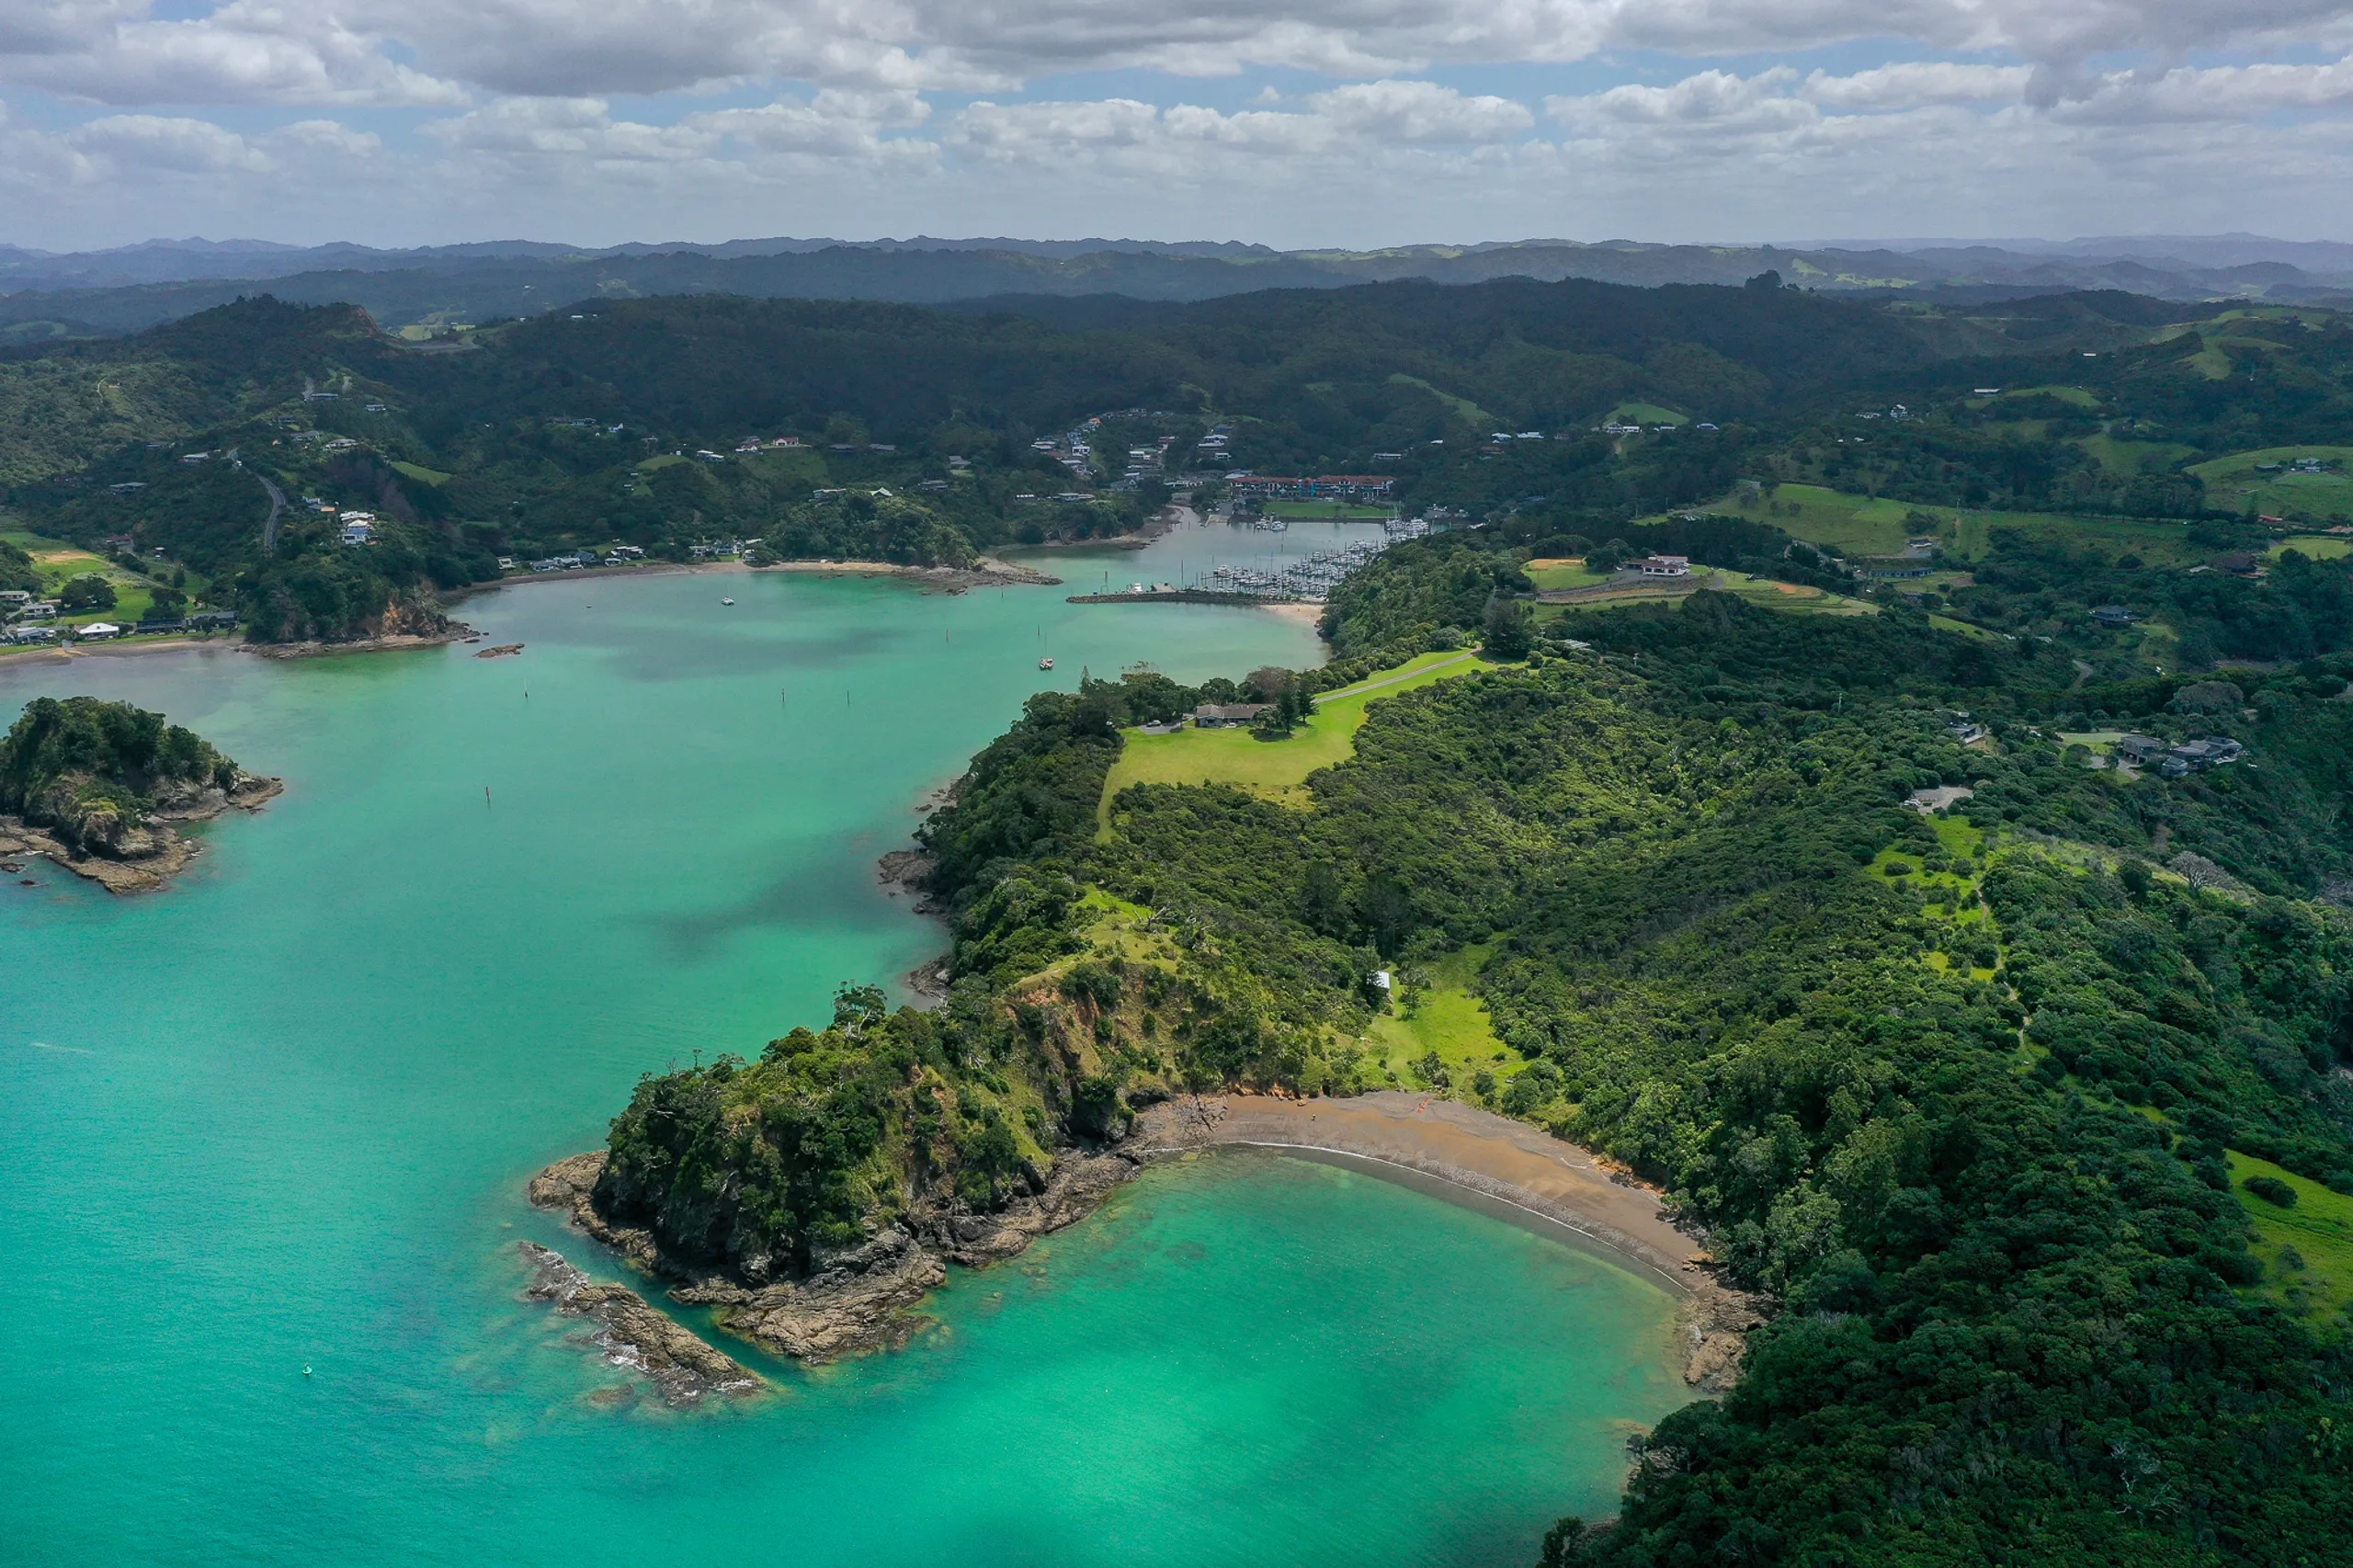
[76,622,122,640]
[342,519,375,544]
[1636,554,1692,578]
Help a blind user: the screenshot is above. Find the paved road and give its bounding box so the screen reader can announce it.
[1313,650,1477,706]
[255,469,288,551]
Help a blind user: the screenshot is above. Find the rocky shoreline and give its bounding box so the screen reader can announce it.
[0,771,282,893]
[243,627,478,660]
[526,1091,1758,1395]
[517,1240,760,1406]
[528,1143,1143,1368]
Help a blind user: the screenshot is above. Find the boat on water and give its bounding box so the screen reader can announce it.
[1039,657,1055,670]
[721,597,735,605]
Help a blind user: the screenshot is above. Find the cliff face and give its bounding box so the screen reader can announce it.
[0,695,278,890]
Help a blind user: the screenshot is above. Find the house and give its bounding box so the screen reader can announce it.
[324,437,359,451]
[1192,703,1273,728]
[8,625,57,643]
[2091,605,2137,628]
[1635,555,1691,578]
[75,622,121,640]
[2160,737,2245,778]
[109,482,147,494]
[187,610,237,630]
[17,601,57,619]
[2115,734,2166,766]
[180,451,210,464]
[2209,552,2261,576]
[342,520,374,544]
[0,590,28,607]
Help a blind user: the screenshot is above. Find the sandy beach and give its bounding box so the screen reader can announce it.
[1137,1090,1759,1386]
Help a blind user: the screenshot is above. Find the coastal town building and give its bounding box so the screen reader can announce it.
[1635,555,1691,577]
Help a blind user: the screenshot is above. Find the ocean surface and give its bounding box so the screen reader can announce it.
[1,519,1686,1567]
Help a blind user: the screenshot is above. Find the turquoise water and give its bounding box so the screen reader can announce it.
[1,540,1684,1566]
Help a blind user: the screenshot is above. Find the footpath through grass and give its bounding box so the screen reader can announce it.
[1098,649,1489,824]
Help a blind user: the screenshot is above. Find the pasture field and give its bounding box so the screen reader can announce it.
[2271,534,2353,560]
[1097,650,1490,820]
[1711,483,2210,566]
[2189,447,2353,523]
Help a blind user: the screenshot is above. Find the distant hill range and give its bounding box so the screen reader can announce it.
[4,232,2349,342]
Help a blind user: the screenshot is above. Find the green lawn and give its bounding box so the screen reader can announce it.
[2271,534,2353,560]
[390,460,452,485]
[1523,557,1607,591]
[1098,650,1490,823]
[6,531,162,625]
[2229,1152,2353,1334]
[1606,402,1687,426]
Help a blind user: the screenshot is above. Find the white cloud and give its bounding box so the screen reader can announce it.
[7,0,2353,109]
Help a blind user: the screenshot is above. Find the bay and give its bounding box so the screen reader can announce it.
[0,518,1685,1567]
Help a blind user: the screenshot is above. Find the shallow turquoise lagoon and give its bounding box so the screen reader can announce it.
[1,542,1685,1567]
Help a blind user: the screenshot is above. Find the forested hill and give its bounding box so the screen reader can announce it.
[6,278,2350,645]
[585,536,2353,1564]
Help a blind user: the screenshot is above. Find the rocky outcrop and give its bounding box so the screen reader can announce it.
[517,1240,759,1406]
[0,770,279,893]
[529,1143,1145,1365]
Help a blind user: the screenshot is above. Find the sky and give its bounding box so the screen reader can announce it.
[4,0,2353,251]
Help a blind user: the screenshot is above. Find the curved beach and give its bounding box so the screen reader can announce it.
[1136,1091,1758,1387]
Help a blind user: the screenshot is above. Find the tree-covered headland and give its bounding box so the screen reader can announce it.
[590,517,2353,1563]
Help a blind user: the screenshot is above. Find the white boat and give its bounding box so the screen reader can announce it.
[721,597,735,605]
[1039,657,1055,670]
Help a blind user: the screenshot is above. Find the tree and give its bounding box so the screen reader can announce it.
[1483,595,1534,660]
[59,574,117,610]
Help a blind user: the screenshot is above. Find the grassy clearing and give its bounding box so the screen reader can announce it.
[1098,650,1489,824]
[390,460,452,485]
[4,528,163,625]
[1537,566,1876,619]
[2190,447,2353,522]
[1928,614,2008,642]
[2003,385,2101,408]
[2271,534,2353,560]
[1523,557,1608,591]
[1367,947,1514,1090]
[1713,483,2210,566]
[1386,372,1495,429]
[2229,1152,2353,1334]
[2080,433,2197,477]
[1606,402,1687,426]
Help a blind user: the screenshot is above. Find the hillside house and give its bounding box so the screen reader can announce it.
[2091,605,2137,628]
[1193,703,1273,728]
[1635,555,1691,578]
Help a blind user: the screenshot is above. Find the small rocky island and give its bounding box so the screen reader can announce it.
[0,696,280,893]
